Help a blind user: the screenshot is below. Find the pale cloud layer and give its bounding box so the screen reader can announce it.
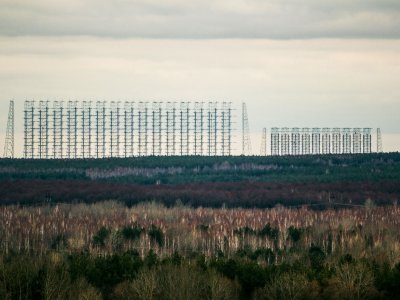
[0,37,399,155]
[0,0,400,38]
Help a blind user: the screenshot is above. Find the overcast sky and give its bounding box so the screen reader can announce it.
[0,0,399,155]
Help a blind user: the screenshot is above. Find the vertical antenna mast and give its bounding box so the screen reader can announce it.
[242,102,252,155]
[3,100,14,158]
[377,128,383,153]
[260,128,267,156]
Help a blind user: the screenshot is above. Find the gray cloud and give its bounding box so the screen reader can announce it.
[0,0,400,38]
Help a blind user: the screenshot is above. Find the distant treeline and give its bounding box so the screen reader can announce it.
[0,179,399,208]
[0,153,399,207]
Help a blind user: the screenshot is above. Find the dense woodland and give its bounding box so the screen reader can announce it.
[1,202,400,299]
[1,154,399,299]
[0,153,400,207]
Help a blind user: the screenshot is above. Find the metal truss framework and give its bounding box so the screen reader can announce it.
[270,127,373,156]
[23,101,233,158]
[377,128,383,153]
[4,100,14,158]
[260,128,267,156]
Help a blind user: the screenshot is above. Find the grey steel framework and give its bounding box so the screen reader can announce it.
[353,128,362,154]
[270,127,280,156]
[193,102,204,155]
[291,128,300,155]
[3,100,14,158]
[321,128,331,154]
[221,102,232,156]
[280,127,290,156]
[23,100,233,158]
[180,102,190,156]
[331,128,341,154]
[377,128,383,153]
[207,102,217,156]
[52,101,63,159]
[270,127,373,156]
[362,128,372,154]
[311,128,320,155]
[241,102,252,155]
[260,128,267,156]
[342,128,352,154]
[301,128,310,155]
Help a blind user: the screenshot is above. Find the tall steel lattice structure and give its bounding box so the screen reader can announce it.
[221,102,232,156]
[241,102,252,155]
[291,127,300,155]
[166,102,177,156]
[23,100,233,158]
[301,128,310,155]
[97,101,107,158]
[193,102,204,156]
[270,127,280,156]
[362,128,372,153]
[280,127,290,156]
[321,128,331,154]
[352,128,362,154]
[151,102,162,156]
[342,128,352,154]
[180,102,190,156]
[269,127,374,156]
[311,128,321,155]
[331,128,341,154]
[260,128,267,156]
[52,101,63,159]
[3,100,14,158]
[377,128,383,153]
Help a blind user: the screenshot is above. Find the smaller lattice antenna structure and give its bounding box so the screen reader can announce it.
[242,102,252,155]
[3,100,14,158]
[377,128,383,153]
[260,128,267,156]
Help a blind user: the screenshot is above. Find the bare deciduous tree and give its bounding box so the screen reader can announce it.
[324,262,379,300]
[255,272,318,300]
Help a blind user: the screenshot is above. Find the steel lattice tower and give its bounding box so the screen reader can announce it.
[180,102,190,156]
[67,101,78,159]
[151,102,162,156]
[52,101,64,158]
[271,127,280,156]
[97,101,107,158]
[137,102,148,157]
[291,127,300,155]
[221,102,232,156]
[311,128,321,155]
[377,128,383,153]
[352,128,362,154]
[362,128,372,153]
[331,128,341,154]
[280,127,290,156]
[166,102,176,156]
[301,128,310,155]
[38,101,50,159]
[260,128,267,156]
[3,100,14,158]
[241,102,252,156]
[207,102,217,156]
[81,101,92,158]
[24,101,34,158]
[321,128,331,154]
[342,128,352,154]
[194,102,204,155]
